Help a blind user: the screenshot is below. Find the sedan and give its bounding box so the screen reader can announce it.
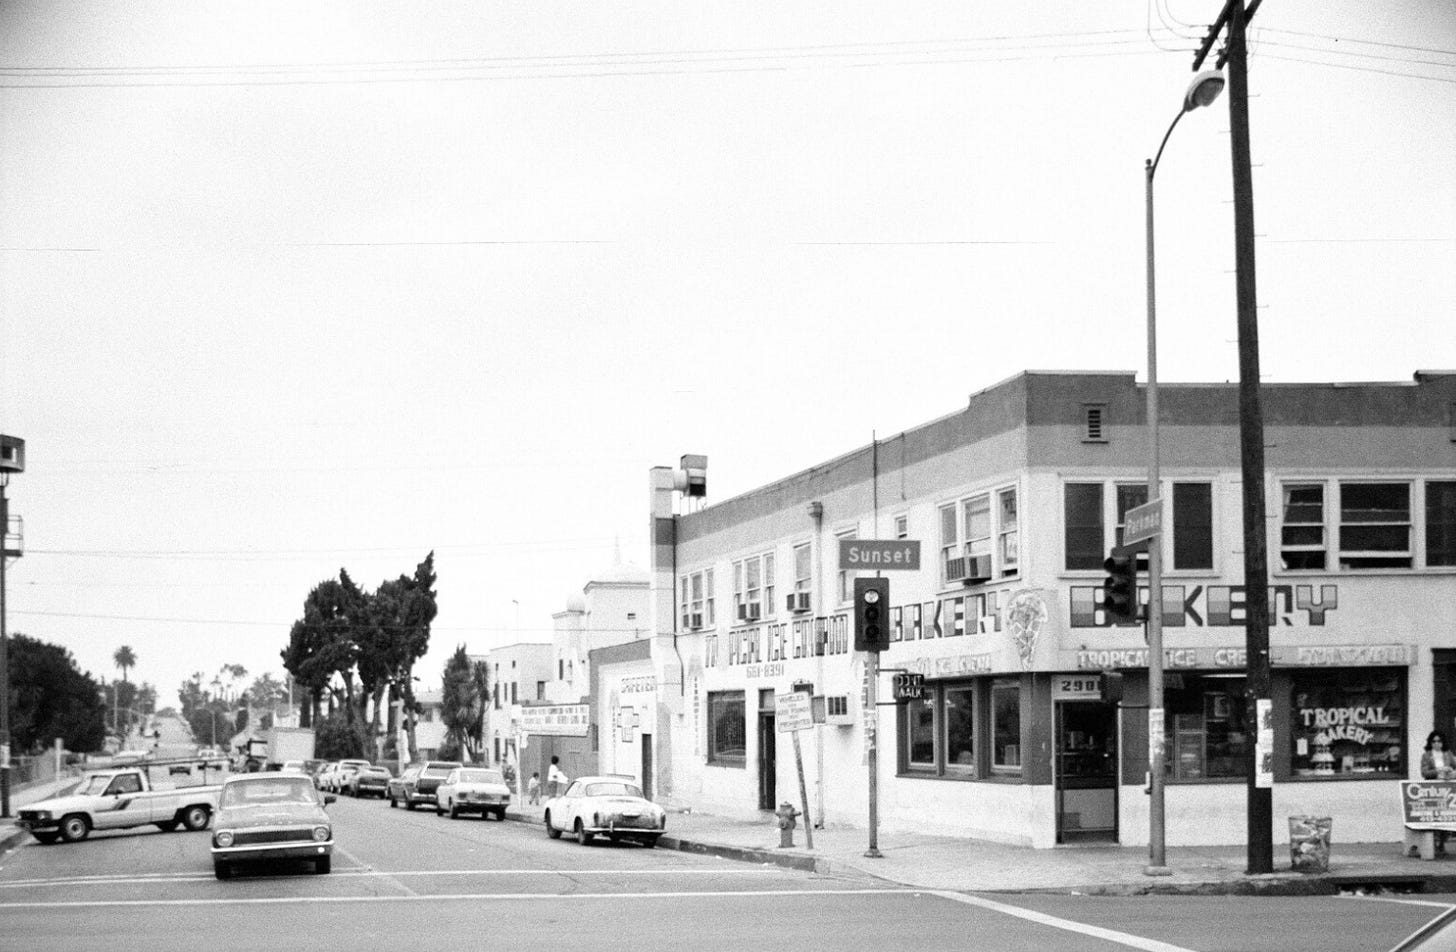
[347,765,393,799]
[435,767,511,820]
[387,766,420,808]
[543,775,665,847]
[210,773,335,880]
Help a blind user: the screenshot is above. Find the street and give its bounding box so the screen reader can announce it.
[2,795,1451,952]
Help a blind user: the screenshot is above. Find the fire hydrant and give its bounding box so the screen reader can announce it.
[775,801,800,848]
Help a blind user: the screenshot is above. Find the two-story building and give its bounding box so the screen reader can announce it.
[645,370,1456,848]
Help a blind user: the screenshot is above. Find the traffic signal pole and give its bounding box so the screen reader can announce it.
[865,646,881,859]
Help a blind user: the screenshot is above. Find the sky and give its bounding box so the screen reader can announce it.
[1,1,1452,712]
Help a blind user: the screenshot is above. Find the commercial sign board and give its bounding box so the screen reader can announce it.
[1402,780,1456,828]
[519,704,589,737]
[838,539,921,571]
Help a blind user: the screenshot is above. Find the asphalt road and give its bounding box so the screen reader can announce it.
[2,793,1451,952]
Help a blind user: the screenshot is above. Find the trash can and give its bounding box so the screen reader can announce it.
[1289,815,1333,873]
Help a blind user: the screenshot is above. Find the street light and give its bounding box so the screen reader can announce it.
[1143,68,1224,877]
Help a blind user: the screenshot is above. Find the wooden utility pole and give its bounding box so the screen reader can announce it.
[1194,0,1273,874]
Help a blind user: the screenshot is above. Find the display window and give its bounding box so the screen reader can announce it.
[1289,668,1405,778]
[896,679,995,780]
[1161,673,1248,781]
[706,691,746,766]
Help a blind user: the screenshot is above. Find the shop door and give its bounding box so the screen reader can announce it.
[758,714,777,810]
[1055,701,1118,843]
[640,734,653,802]
[1434,649,1456,739]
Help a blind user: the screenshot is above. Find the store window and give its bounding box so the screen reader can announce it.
[1162,674,1248,781]
[906,695,936,769]
[1289,669,1405,778]
[1064,483,1104,570]
[1427,480,1456,567]
[1339,482,1412,569]
[944,685,977,776]
[706,691,746,767]
[991,680,1021,772]
[1172,482,1214,570]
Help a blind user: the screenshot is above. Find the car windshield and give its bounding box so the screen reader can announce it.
[457,769,504,785]
[221,778,318,808]
[584,782,644,798]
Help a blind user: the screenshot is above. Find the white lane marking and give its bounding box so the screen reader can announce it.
[0,887,906,909]
[0,867,774,889]
[334,845,416,897]
[1344,896,1456,909]
[930,891,1198,952]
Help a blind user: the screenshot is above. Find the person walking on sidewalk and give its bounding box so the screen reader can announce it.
[548,756,568,798]
[527,771,541,805]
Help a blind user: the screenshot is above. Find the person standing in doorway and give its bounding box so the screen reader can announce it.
[548,756,568,798]
[1422,731,1456,780]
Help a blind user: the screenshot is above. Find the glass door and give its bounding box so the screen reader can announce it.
[1055,700,1118,843]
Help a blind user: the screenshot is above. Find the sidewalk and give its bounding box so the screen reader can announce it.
[504,800,1456,897]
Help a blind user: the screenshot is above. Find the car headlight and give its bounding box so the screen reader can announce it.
[313,826,330,842]
[215,831,234,848]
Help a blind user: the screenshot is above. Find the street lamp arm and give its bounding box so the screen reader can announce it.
[1149,108,1189,181]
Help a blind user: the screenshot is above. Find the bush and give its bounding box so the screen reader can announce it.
[314,714,368,761]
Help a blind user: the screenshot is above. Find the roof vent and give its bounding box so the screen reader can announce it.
[1082,404,1108,443]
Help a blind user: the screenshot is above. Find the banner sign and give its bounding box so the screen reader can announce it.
[519,704,589,737]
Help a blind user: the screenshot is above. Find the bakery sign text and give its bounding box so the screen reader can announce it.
[1069,583,1338,628]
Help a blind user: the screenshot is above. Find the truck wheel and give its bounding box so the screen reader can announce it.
[181,805,211,831]
[214,862,232,880]
[30,832,60,845]
[59,815,90,843]
[545,812,561,839]
[315,856,331,874]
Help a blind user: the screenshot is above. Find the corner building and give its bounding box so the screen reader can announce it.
[648,370,1456,848]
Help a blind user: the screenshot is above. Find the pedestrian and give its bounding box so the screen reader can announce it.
[1422,731,1456,780]
[527,771,541,805]
[548,756,568,798]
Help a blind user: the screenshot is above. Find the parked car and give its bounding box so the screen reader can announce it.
[399,760,463,810]
[543,775,665,847]
[347,765,393,799]
[209,773,335,880]
[387,766,421,808]
[280,760,308,774]
[434,767,511,820]
[313,762,338,790]
[333,763,363,793]
[1390,907,1456,951]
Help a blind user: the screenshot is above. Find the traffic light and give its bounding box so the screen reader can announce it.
[853,577,891,652]
[1103,550,1140,624]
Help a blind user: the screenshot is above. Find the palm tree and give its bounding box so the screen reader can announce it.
[113,646,136,736]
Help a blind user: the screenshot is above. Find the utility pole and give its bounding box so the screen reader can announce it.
[1194,0,1273,874]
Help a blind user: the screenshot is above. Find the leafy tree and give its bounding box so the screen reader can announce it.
[440,645,479,762]
[7,633,106,753]
[313,712,367,760]
[281,571,364,727]
[468,659,490,759]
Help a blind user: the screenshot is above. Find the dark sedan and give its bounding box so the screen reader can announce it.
[209,774,335,879]
[401,760,463,810]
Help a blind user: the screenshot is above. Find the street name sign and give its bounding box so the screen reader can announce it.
[839,539,921,571]
[1123,498,1163,545]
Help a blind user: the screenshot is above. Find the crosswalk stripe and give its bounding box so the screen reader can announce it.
[930,891,1198,952]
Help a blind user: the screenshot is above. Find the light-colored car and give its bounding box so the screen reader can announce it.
[435,767,511,820]
[209,773,335,879]
[280,760,307,774]
[313,762,339,790]
[347,765,392,799]
[543,775,665,847]
[387,766,420,808]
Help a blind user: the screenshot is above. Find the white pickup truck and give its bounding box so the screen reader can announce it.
[17,763,225,844]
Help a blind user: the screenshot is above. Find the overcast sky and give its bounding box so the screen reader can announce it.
[1,1,1452,710]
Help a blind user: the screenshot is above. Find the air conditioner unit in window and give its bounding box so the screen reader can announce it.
[737,602,761,622]
[961,554,993,585]
[944,556,968,583]
[689,613,703,630]
[787,592,812,613]
[815,694,853,726]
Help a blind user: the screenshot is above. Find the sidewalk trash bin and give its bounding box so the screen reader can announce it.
[1289,815,1333,873]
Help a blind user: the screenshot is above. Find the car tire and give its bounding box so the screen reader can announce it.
[448,801,459,819]
[182,805,211,831]
[59,815,90,843]
[214,862,232,880]
[405,800,415,811]
[575,820,593,846]
[154,821,180,833]
[30,832,60,845]
[640,835,660,849]
[494,808,506,822]
[389,795,398,808]
[545,813,562,839]
[315,856,331,875]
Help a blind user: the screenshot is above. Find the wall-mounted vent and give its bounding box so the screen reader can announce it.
[814,694,853,726]
[1082,404,1108,443]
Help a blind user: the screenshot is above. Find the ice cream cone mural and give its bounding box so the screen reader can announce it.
[1006,591,1048,671]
